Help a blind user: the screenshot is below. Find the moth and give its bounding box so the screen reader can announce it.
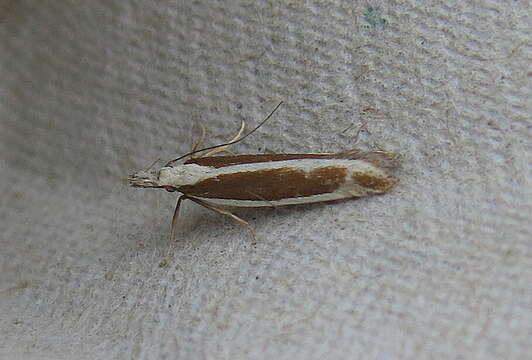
[129,102,399,239]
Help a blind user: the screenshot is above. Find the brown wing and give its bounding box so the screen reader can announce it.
[178,166,349,201]
[184,154,336,168]
[334,149,400,169]
[184,149,399,169]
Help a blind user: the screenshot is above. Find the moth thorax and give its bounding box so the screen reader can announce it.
[157,164,211,187]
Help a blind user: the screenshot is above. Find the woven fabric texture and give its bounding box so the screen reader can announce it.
[1,1,530,359]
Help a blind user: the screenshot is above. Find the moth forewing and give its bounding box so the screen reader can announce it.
[128,101,399,239]
[176,156,397,206]
[128,150,399,239]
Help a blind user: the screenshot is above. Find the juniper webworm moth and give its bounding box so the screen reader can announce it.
[129,102,399,240]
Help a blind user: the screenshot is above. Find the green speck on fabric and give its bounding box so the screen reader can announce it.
[364,7,387,30]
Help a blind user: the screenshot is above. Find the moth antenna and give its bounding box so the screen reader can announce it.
[165,101,283,167]
[145,158,161,172]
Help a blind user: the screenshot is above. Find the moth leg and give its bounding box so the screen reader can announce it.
[190,123,207,159]
[342,120,370,144]
[212,149,237,156]
[352,120,370,144]
[186,196,256,241]
[203,120,245,157]
[245,190,279,208]
[170,195,188,241]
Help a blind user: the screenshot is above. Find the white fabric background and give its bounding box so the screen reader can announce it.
[1,1,530,359]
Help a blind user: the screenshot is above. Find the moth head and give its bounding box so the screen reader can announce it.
[128,170,160,188]
[129,164,210,190]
